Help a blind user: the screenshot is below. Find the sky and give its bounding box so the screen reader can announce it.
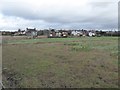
[0,0,119,31]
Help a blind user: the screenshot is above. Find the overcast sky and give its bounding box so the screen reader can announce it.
[0,0,119,31]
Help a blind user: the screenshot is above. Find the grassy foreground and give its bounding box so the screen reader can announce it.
[2,36,118,88]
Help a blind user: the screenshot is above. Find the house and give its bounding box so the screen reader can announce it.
[14,29,26,36]
[59,30,68,37]
[48,29,56,38]
[48,30,68,38]
[88,31,96,37]
[25,28,37,38]
[2,31,12,36]
[71,30,84,37]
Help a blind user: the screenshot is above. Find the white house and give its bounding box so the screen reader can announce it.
[88,32,96,37]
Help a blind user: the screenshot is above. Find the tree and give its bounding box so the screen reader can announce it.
[18,29,21,32]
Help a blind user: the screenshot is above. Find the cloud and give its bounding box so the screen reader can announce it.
[0,0,118,30]
[89,2,113,8]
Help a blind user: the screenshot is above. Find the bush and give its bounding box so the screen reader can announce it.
[71,45,91,52]
[64,42,79,46]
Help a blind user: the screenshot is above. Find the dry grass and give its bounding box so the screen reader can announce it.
[2,36,118,88]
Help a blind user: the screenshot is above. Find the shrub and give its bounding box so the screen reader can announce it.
[71,45,91,52]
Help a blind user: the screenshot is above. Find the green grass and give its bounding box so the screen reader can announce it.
[3,38,81,44]
[3,36,118,44]
[2,36,118,88]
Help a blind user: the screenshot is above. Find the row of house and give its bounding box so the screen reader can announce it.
[1,28,120,38]
[70,30,96,37]
[48,30,69,38]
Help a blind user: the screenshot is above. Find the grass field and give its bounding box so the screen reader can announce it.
[2,36,118,88]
